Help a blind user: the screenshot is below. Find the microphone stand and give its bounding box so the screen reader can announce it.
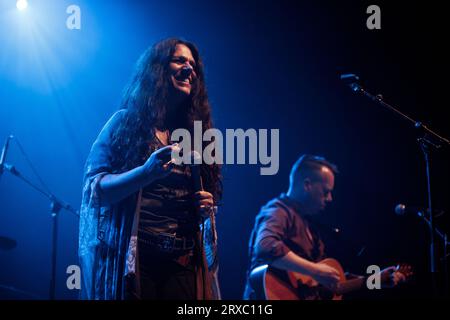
[1,163,79,300]
[415,209,449,295]
[342,74,450,296]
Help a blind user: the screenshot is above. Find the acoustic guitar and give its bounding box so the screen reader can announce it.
[249,258,412,300]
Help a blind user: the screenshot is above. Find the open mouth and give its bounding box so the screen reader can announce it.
[174,74,192,85]
[177,79,191,85]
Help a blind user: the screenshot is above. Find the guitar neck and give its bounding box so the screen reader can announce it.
[336,276,367,295]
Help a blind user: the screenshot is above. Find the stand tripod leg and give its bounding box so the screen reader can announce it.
[49,207,59,300]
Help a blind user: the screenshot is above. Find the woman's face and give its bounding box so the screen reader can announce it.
[169,44,197,97]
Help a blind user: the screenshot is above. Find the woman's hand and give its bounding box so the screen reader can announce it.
[142,143,180,182]
[194,191,215,218]
[98,144,179,206]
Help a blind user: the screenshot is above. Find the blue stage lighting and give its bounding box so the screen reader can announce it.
[16,0,28,11]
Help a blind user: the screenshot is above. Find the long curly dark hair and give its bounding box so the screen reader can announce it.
[111,38,222,201]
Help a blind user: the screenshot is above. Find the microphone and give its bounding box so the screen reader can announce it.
[394,203,444,218]
[340,73,361,92]
[189,150,203,192]
[395,204,418,216]
[180,66,193,79]
[0,135,13,177]
[189,150,208,223]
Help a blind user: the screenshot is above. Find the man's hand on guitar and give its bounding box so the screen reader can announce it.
[380,264,412,288]
[310,263,341,291]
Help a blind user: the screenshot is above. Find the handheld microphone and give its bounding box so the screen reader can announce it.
[190,150,203,192]
[180,66,193,79]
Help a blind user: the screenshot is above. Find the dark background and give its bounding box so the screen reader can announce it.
[0,0,448,299]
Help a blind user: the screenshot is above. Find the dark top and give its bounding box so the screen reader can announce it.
[138,154,199,268]
[244,193,326,298]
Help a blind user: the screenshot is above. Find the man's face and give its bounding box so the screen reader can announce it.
[169,44,197,97]
[305,167,335,214]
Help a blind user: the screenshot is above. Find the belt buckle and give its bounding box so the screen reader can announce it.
[157,232,176,253]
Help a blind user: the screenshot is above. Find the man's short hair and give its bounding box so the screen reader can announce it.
[289,154,339,185]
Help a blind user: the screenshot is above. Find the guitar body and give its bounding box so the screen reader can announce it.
[249,258,346,300]
[249,258,412,300]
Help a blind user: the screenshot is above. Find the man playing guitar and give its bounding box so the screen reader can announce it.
[243,154,409,300]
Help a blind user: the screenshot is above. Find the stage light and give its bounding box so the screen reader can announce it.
[16,0,28,11]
